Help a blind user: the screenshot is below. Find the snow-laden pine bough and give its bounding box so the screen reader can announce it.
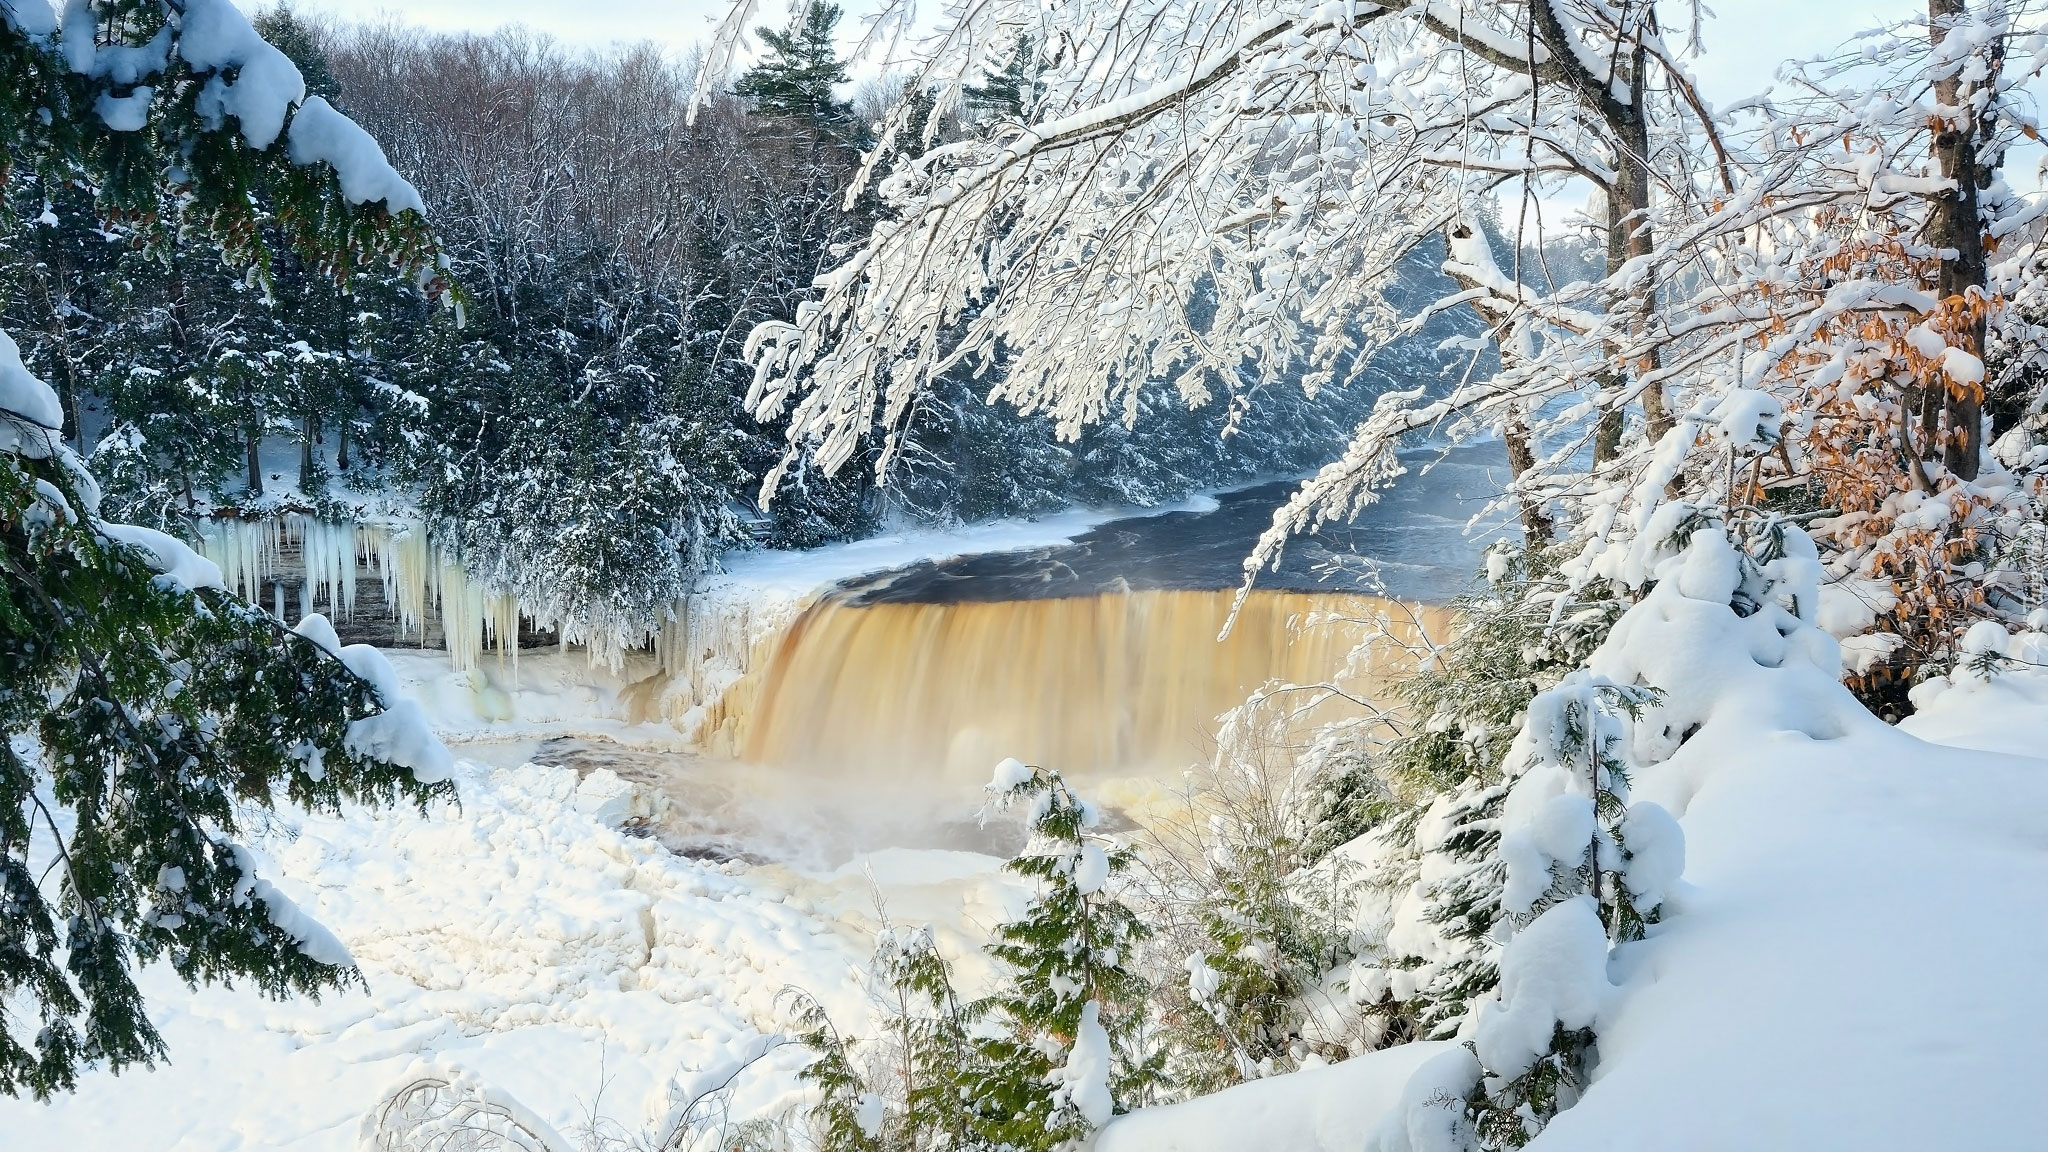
[2,0,458,1099]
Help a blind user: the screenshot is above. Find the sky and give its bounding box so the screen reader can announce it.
[288,0,1903,101]
[282,0,2035,211]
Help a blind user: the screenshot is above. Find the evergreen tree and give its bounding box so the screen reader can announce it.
[1329,546,1624,1045]
[971,760,1160,1149]
[734,2,855,136]
[2,0,447,1097]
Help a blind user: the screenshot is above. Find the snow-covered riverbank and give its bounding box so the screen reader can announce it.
[15,513,2048,1151]
[6,755,1034,1148]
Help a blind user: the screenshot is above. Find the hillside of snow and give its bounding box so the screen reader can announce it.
[1084,573,2048,1151]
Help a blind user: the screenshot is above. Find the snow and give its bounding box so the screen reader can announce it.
[1364,1047,1481,1152]
[1470,897,1612,1083]
[292,618,456,785]
[288,97,428,215]
[177,0,306,150]
[97,521,227,593]
[855,1091,887,1137]
[1499,793,1594,916]
[1061,999,1115,1127]
[232,844,356,968]
[990,756,1035,791]
[1704,387,1783,452]
[2,0,54,37]
[1505,540,2048,1148]
[0,324,62,431]
[1617,803,1684,910]
[1094,1041,1453,1152]
[94,86,152,132]
[0,755,1031,1148]
[1072,842,1111,896]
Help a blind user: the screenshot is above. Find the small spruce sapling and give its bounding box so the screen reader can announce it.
[1343,545,1621,1044]
[789,919,977,1152]
[972,759,1160,1150]
[1407,664,1686,1152]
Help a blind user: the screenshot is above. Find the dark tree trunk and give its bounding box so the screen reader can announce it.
[1928,0,1992,478]
[300,411,322,487]
[246,424,264,498]
[1536,3,1667,463]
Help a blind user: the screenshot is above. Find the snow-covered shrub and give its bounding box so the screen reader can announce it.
[1327,546,1622,1046]
[1136,713,1367,1096]
[786,762,1155,1151]
[1369,520,1869,1150]
[787,922,976,1152]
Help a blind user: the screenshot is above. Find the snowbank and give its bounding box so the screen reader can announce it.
[1521,551,2048,1147]
[1093,1042,1451,1152]
[0,758,1027,1147]
[1535,715,2048,1147]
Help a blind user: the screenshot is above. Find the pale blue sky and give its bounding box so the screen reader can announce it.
[282,0,2036,206]
[291,0,1901,106]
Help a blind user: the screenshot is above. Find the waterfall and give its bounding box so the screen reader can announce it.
[700,588,1449,781]
[622,592,807,742]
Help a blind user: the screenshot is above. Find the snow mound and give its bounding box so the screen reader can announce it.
[1094,1041,1452,1152]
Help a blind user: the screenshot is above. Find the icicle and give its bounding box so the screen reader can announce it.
[487,592,521,684]
[365,521,433,644]
[195,515,282,603]
[296,514,359,619]
[435,548,487,672]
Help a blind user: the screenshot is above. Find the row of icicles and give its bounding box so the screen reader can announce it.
[193,515,522,673]
[190,515,756,701]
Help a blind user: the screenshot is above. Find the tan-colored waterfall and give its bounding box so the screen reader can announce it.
[693,589,1450,781]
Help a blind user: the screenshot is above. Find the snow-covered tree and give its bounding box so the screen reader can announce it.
[1,0,448,1097]
[971,760,1159,1149]
[789,922,978,1152]
[734,0,857,136]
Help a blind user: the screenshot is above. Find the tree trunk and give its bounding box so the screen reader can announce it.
[1618,91,1672,446]
[1531,2,1670,464]
[1504,411,1555,544]
[1593,188,1632,465]
[300,411,321,488]
[56,374,80,448]
[336,419,351,472]
[246,423,264,498]
[1929,0,1991,479]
